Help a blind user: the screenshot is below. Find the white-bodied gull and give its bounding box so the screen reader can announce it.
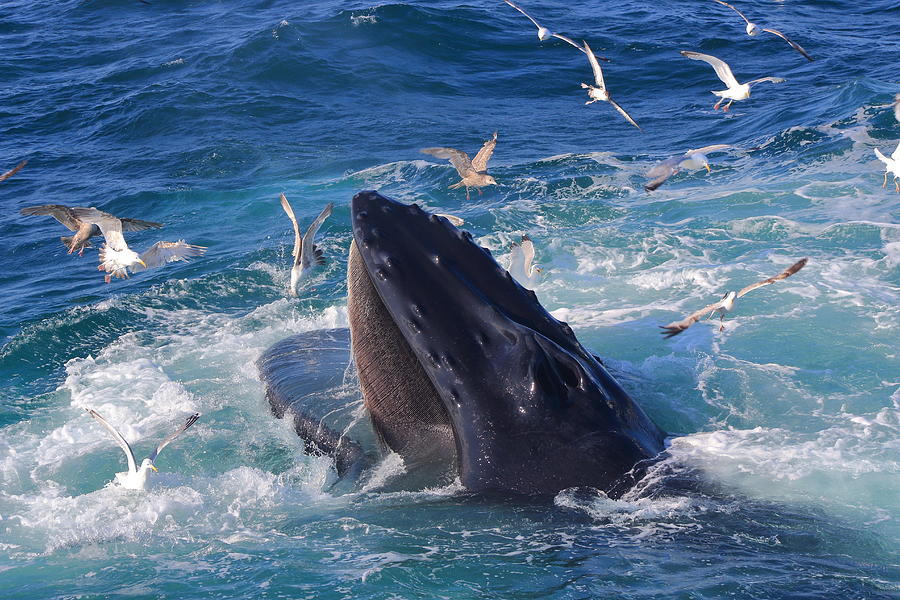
[680,51,785,111]
[20,204,162,256]
[582,41,640,130]
[422,132,499,200]
[874,141,900,192]
[86,408,200,490]
[75,207,206,282]
[660,258,808,337]
[280,194,333,296]
[644,144,732,191]
[502,0,608,60]
[712,0,813,62]
[508,234,543,288]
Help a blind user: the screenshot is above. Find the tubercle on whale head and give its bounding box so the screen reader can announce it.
[349,190,666,496]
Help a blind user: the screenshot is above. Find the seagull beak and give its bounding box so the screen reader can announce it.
[138,259,147,268]
[149,464,159,472]
[704,164,711,174]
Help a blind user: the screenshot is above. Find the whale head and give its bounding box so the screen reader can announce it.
[347,190,666,496]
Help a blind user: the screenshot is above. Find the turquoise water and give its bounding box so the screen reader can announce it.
[1,1,898,597]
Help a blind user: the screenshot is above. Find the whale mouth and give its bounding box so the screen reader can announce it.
[348,190,666,496]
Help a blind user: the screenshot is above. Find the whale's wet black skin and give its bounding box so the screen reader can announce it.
[259,190,666,497]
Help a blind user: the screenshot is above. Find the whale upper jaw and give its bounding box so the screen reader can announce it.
[349,190,666,497]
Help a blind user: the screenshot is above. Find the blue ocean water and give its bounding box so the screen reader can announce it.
[1,0,898,597]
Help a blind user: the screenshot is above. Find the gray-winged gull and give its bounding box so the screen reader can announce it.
[582,41,640,130]
[86,408,200,490]
[508,234,543,288]
[660,258,808,337]
[280,193,333,297]
[644,144,733,191]
[74,207,205,282]
[680,51,785,111]
[712,0,813,61]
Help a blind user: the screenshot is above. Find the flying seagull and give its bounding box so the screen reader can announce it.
[502,0,609,60]
[660,258,808,338]
[581,41,640,130]
[644,144,732,191]
[422,132,499,200]
[874,141,900,192]
[279,194,333,296]
[508,234,543,288]
[19,204,162,255]
[86,408,200,490]
[0,160,27,182]
[712,0,813,62]
[680,51,785,112]
[74,207,206,282]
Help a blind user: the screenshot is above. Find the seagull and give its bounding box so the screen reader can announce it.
[581,41,640,130]
[508,235,543,288]
[19,204,162,256]
[502,0,609,60]
[680,51,785,111]
[712,0,813,62]
[660,258,808,338]
[874,141,900,192]
[422,132,499,200]
[86,408,200,490]
[894,93,900,123]
[0,160,27,182]
[280,194,333,296]
[644,144,732,191]
[74,207,206,282]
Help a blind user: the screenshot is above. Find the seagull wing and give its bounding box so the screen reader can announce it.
[680,51,740,89]
[712,0,752,25]
[421,147,474,178]
[147,412,200,462]
[688,144,732,155]
[86,408,137,474]
[891,141,900,162]
[0,160,27,182]
[300,203,333,270]
[746,76,786,87]
[551,33,585,52]
[508,238,525,278]
[503,0,543,30]
[471,132,498,173]
[71,207,129,251]
[609,98,641,130]
[583,41,606,90]
[736,258,808,298]
[520,235,536,273]
[644,157,681,191]
[874,148,890,165]
[120,217,163,232]
[19,204,82,232]
[762,28,813,62]
[660,298,728,338]
[280,193,302,265]
[134,240,207,271]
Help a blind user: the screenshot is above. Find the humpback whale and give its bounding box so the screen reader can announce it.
[258,191,666,497]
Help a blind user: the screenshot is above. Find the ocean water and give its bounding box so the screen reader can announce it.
[1,0,898,598]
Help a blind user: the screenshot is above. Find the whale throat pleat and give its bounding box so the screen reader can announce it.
[347,240,457,475]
